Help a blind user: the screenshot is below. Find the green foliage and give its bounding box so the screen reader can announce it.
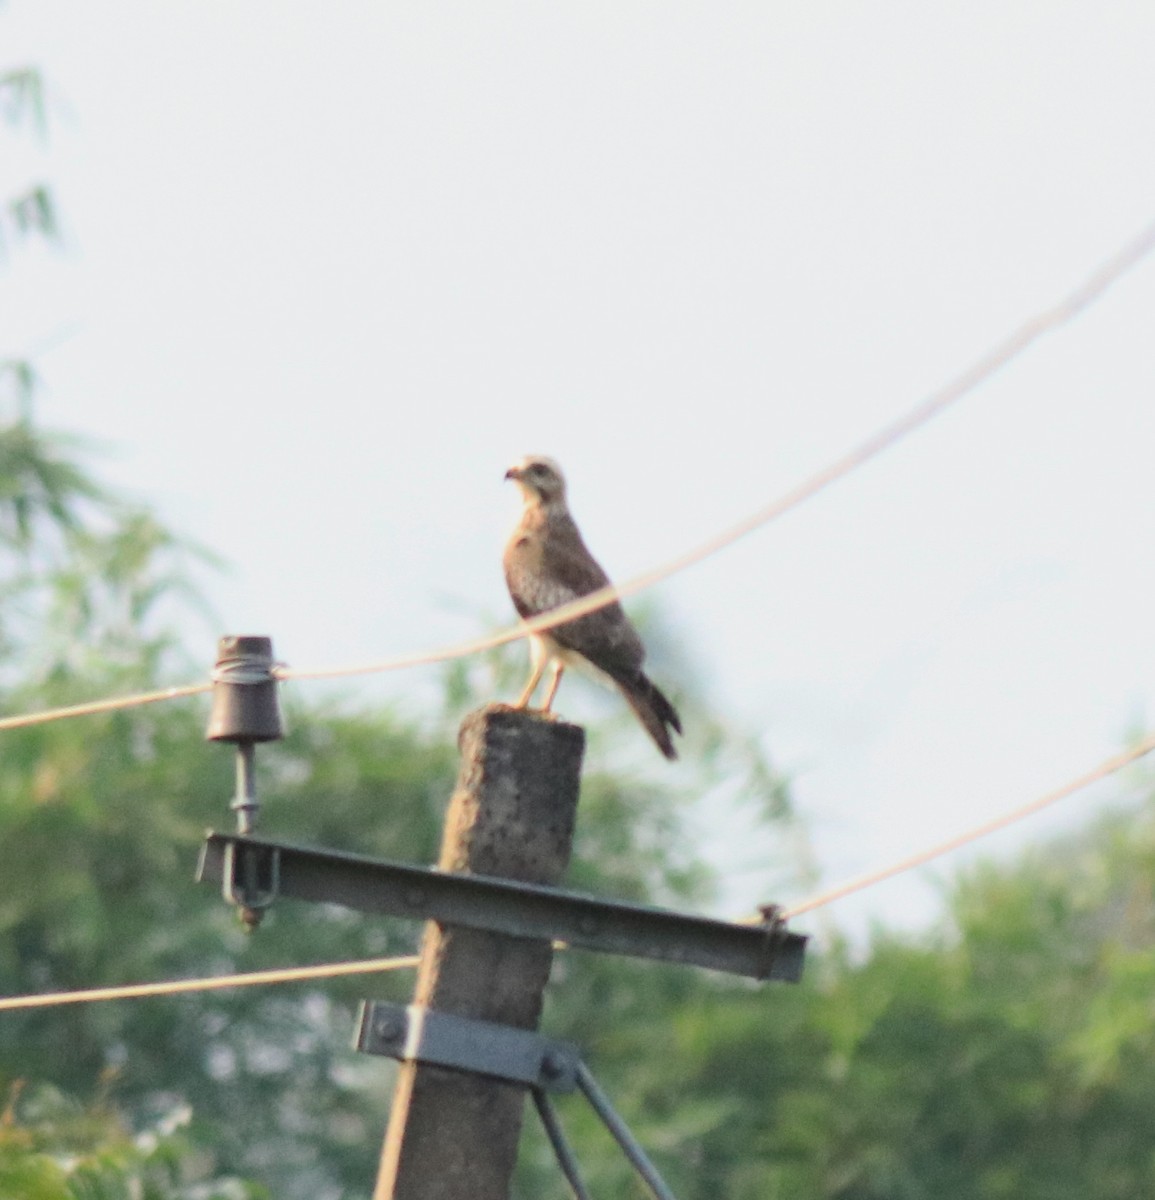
[0,69,47,137]
[0,1080,265,1199]
[0,418,105,554]
[535,773,1155,1200]
[0,688,460,1199]
[6,184,57,244]
[0,65,57,255]
[0,413,216,688]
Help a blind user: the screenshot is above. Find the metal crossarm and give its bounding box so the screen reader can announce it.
[198,831,806,981]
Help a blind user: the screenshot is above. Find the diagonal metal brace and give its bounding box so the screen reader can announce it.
[198,831,807,982]
[574,1060,677,1200]
[355,1001,581,1094]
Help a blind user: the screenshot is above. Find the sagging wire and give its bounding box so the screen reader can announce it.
[767,729,1155,922]
[0,218,1153,725]
[0,682,213,732]
[275,217,1155,683]
[0,954,420,1012]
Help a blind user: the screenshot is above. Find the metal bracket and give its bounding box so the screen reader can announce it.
[356,1003,677,1199]
[355,1001,581,1094]
[219,838,280,931]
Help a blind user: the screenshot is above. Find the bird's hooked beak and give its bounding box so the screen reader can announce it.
[504,466,520,482]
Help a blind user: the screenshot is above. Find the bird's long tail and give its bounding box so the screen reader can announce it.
[621,673,683,760]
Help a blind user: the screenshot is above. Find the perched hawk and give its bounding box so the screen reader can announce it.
[503,455,682,760]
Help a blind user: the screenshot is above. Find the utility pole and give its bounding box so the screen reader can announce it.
[200,644,805,1197]
[373,704,585,1200]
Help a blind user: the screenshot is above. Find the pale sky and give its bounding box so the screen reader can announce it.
[5,2,1155,940]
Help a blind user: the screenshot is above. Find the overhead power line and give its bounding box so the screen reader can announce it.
[0,682,212,732]
[0,218,1153,727]
[772,729,1155,921]
[0,954,420,1012]
[276,217,1155,683]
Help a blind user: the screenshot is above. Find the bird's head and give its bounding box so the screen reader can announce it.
[504,455,568,507]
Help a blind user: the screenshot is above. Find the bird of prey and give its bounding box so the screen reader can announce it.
[503,455,682,759]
